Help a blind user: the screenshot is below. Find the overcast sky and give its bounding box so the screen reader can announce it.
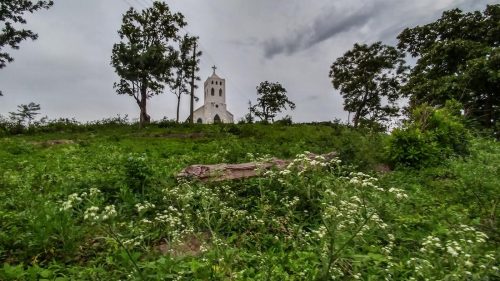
[0,0,495,123]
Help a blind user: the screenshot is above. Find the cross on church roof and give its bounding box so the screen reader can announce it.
[212,65,217,74]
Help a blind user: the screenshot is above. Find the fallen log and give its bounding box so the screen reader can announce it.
[177,151,337,182]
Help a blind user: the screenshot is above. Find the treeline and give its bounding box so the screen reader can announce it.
[330,4,499,135]
[1,2,498,136]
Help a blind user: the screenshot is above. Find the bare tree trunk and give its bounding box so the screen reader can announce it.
[353,90,370,128]
[353,109,361,128]
[189,42,197,124]
[139,82,150,129]
[176,94,181,123]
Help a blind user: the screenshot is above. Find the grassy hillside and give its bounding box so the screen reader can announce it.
[0,123,498,280]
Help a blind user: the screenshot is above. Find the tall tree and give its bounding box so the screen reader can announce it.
[251,81,295,122]
[0,0,54,95]
[169,34,201,123]
[397,4,500,130]
[329,42,407,128]
[111,1,186,128]
[188,39,200,124]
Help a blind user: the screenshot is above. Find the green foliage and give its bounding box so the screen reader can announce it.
[398,4,500,130]
[0,124,497,280]
[251,81,296,122]
[274,115,292,126]
[329,42,408,128]
[124,153,153,194]
[111,1,187,127]
[0,0,54,70]
[386,126,438,168]
[387,101,470,168]
[0,0,54,95]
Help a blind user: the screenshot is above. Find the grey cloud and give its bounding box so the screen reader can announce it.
[263,4,379,59]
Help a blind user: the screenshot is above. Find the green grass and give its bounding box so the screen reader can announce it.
[0,124,498,280]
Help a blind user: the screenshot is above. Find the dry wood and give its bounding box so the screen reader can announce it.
[177,151,337,182]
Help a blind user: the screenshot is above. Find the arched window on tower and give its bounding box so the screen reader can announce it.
[219,89,222,97]
[211,88,214,96]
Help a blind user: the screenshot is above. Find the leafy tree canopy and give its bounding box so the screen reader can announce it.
[398,4,500,130]
[251,81,295,123]
[329,42,407,128]
[0,0,54,95]
[111,1,186,127]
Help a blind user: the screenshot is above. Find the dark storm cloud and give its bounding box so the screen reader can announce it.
[263,3,381,59]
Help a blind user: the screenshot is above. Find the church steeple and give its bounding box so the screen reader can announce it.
[192,67,233,124]
[210,65,220,79]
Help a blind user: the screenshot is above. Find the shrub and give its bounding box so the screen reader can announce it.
[387,127,438,167]
[274,115,293,126]
[387,100,470,168]
[124,153,153,194]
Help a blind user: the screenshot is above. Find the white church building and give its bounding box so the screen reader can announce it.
[192,66,234,124]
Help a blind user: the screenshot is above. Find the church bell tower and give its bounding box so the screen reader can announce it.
[192,66,234,124]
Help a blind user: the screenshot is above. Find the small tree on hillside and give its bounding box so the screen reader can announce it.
[0,0,54,96]
[9,102,41,126]
[169,34,201,123]
[251,81,295,122]
[111,1,186,128]
[329,42,408,128]
[244,100,254,123]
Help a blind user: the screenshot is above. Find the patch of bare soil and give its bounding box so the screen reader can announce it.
[374,163,392,173]
[154,233,210,258]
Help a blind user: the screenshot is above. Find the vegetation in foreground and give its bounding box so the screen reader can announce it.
[0,122,498,280]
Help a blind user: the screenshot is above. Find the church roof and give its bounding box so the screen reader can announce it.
[210,72,221,79]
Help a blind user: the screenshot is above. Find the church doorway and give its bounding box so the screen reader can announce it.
[213,114,221,124]
[197,118,203,124]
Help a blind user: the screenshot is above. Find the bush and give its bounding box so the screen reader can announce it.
[387,127,438,167]
[124,153,153,194]
[387,100,470,168]
[274,115,293,126]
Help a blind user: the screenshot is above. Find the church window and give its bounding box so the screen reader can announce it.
[216,81,218,85]
[220,81,223,85]
[211,81,213,84]
[219,89,222,96]
[211,88,214,96]
[216,104,219,108]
